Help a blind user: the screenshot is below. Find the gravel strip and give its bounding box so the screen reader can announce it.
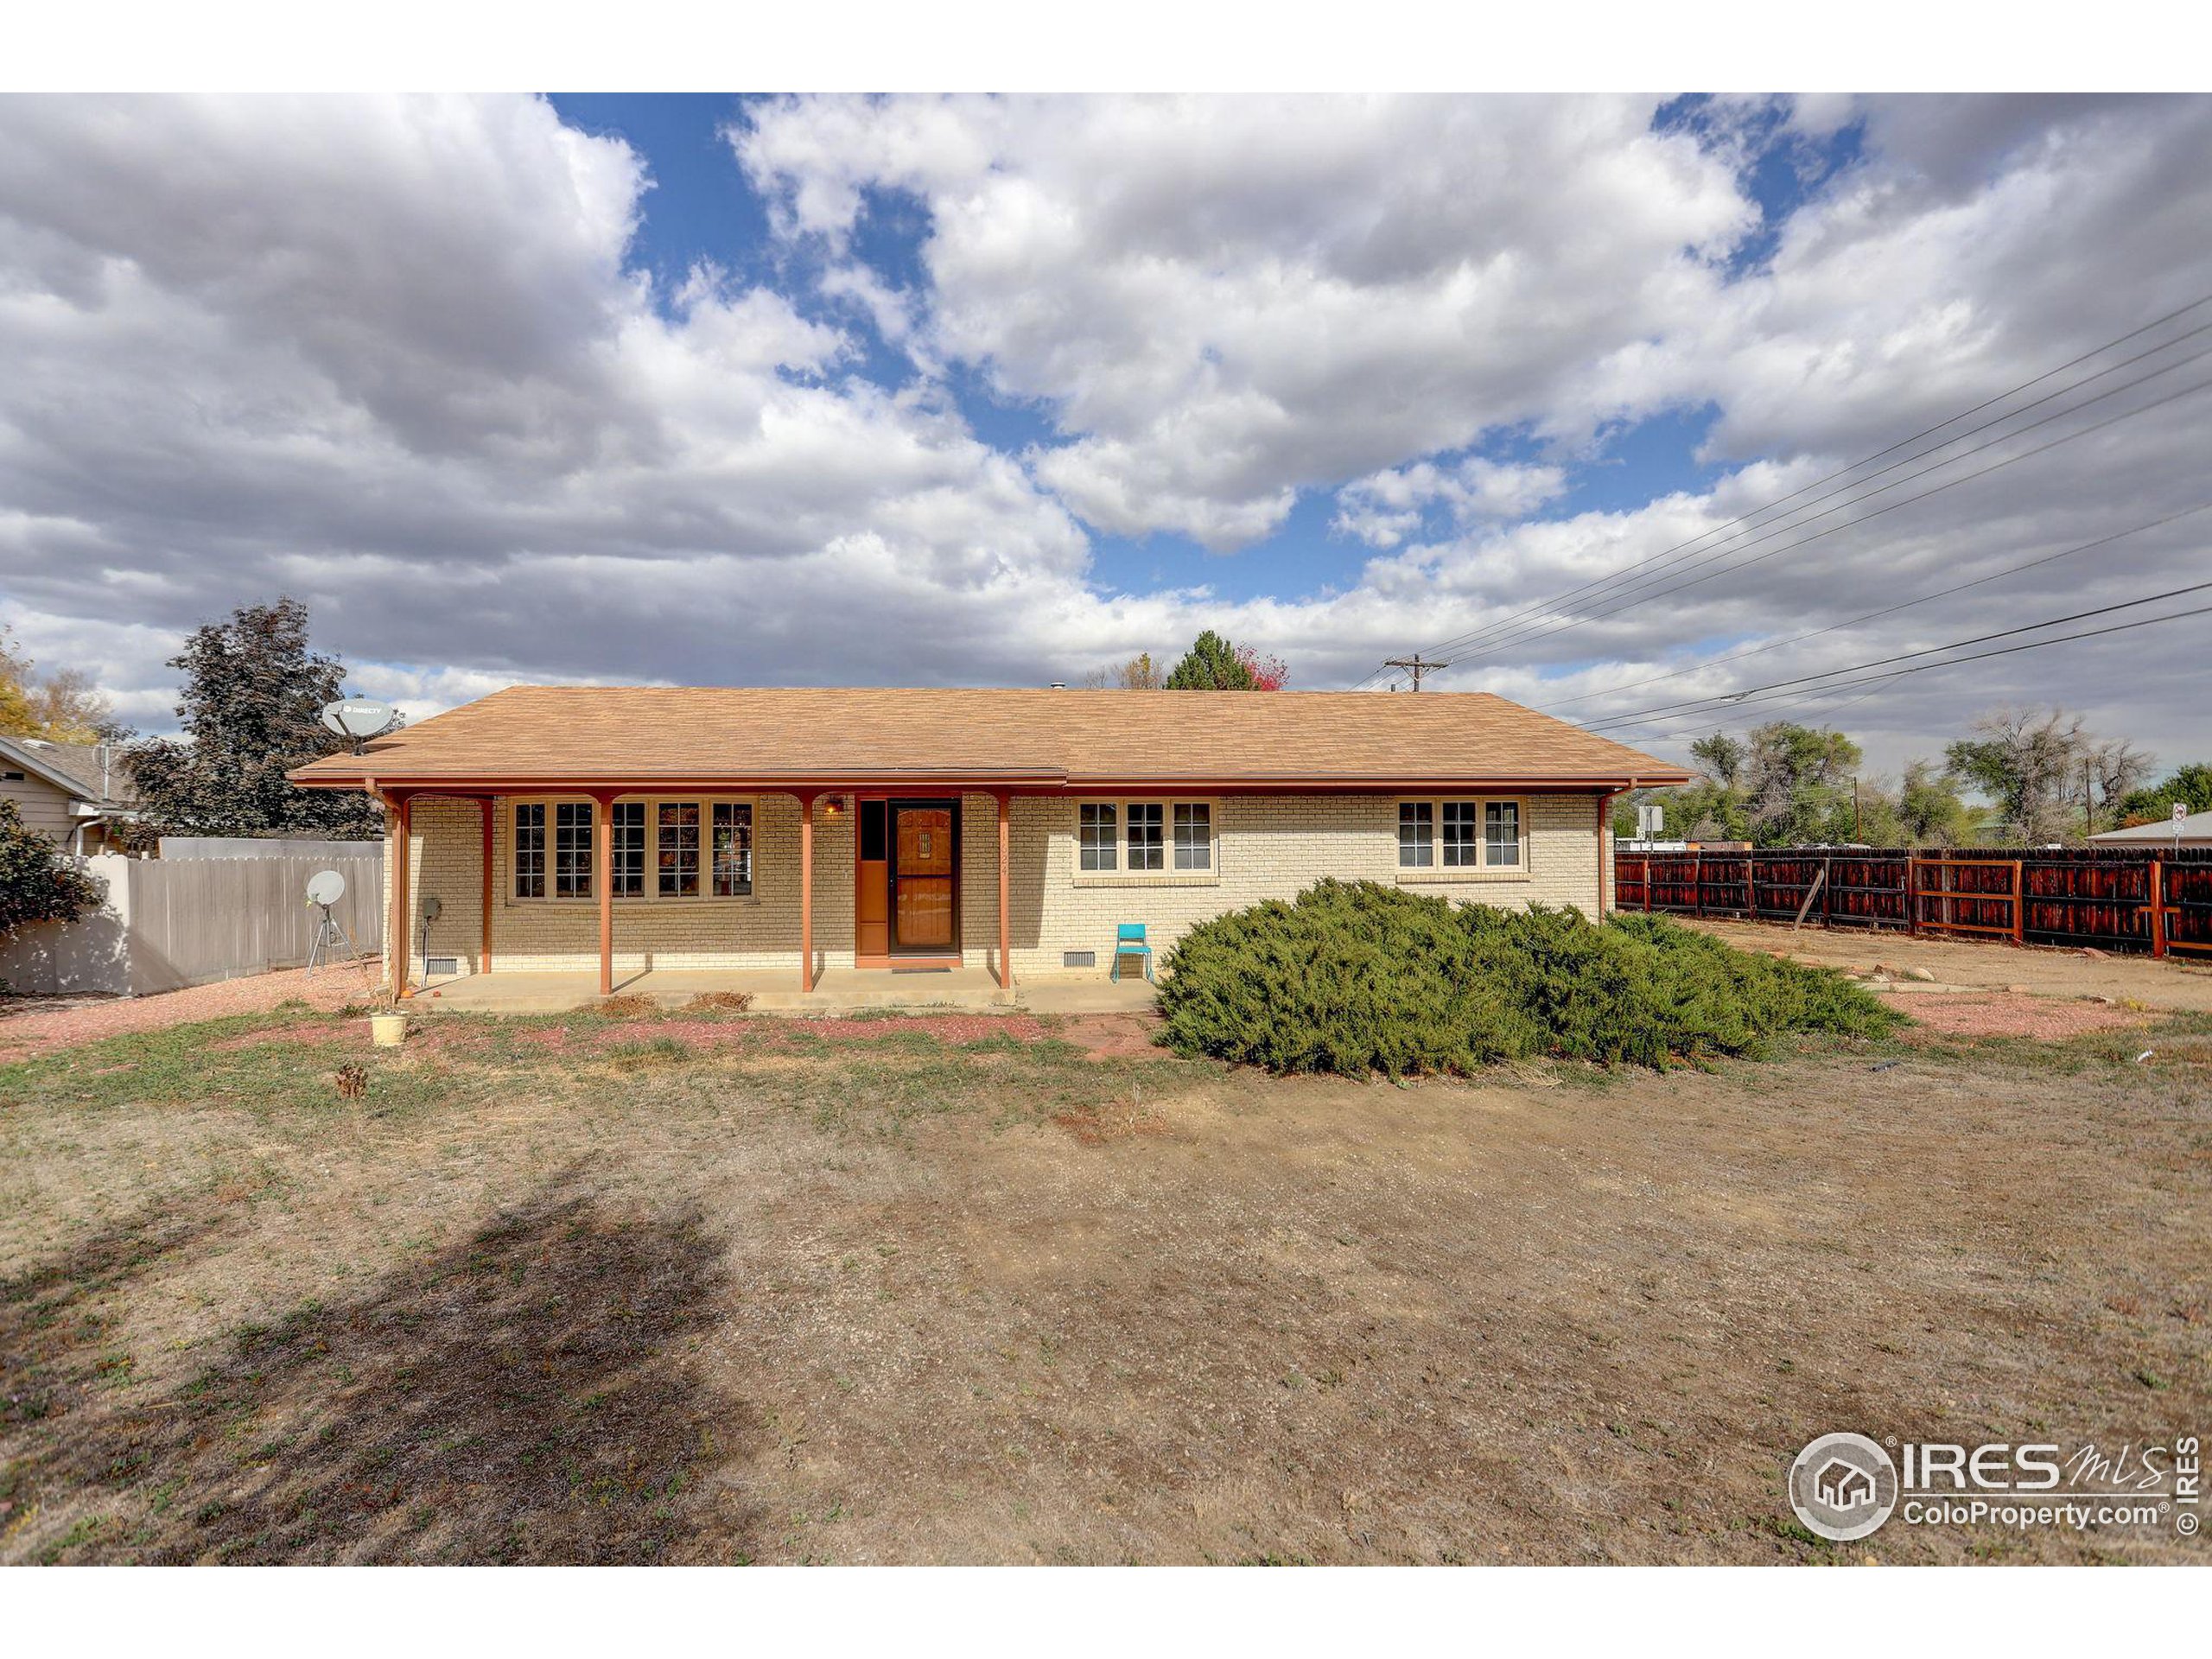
[0,964,378,1065]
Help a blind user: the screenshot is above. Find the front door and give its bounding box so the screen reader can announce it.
[891,802,957,952]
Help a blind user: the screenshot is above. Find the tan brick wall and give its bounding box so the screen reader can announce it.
[385,789,1606,982]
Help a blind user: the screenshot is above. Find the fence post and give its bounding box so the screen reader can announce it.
[1643,855,1652,912]
[1694,852,1704,917]
[2010,858,2024,945]
[1907,855,1919,935]
[2149,857,2166,959]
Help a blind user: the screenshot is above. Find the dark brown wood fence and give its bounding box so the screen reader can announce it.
[1612,846,2212,957]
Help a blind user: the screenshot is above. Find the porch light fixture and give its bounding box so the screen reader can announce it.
[320,697,399,754]
[822,795,849,818]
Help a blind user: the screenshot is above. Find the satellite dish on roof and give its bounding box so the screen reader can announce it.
[321,698,397,753]
[306,868,347,906]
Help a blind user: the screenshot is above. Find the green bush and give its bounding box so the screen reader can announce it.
[1156,879,1901,1077]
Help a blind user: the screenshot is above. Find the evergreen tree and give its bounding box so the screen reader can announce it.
[126,598,385,839]
[1163,630,1260,690]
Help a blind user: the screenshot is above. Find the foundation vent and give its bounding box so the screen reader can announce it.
[1062,950,1096,969]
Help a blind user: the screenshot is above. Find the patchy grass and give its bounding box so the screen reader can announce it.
[2,999,2205,1564]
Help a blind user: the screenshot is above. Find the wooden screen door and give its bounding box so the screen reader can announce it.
[892,803,957,951]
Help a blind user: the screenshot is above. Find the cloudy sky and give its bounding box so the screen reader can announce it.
[1,92,2207,774]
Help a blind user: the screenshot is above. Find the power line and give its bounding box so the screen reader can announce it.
[1355,289,2212,688]
[1438,354,2212,665]
[1535,501,2212,713]
[1402,294,2212,667]
[1578,584,2212,736]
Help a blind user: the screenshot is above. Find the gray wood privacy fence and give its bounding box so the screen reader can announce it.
[0,848,385,995]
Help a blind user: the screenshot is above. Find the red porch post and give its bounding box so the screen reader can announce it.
[595,791,614,995]
[996,791,1012,988]
[479,797,494,975]
[799,792,818,991]
[389,792,414,1000]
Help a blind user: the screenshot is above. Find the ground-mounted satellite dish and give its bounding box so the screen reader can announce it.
[320,698,398,753]
[304,868,356,973]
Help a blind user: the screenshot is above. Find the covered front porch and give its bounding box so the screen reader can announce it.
[410,963,1158,1015]
[380,780,1052,1004]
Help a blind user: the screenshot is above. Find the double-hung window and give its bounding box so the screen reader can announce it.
[1484,801,1521,868]
[552,802,594,897]
[1173,803,1212,870]
[712,803,753,897]
[513,802,550,898]
[657,802,700,898]
[1441,801,1478,868]
[611,802,646,897]
[1397,802,1434,868]
[1127,803,1164,871]
[1079,804,1118,871]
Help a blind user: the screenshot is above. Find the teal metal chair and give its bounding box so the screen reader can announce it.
[1110,922,1154,983]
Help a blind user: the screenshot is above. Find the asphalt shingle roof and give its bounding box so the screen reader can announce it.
[289,686,1689,792]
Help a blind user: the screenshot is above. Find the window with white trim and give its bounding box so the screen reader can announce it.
[1079,803,1117,871]
[1075,799,1217,876]
[509,797,757,902]
[611,801,646,896]
[711,802,753,897]
[1128,802,1164,871]
[657,802,700,897]
[1173,803,1212,870]
[1399,798,1526,873]
[1397,802,1433,868]
[1484,800,1521,868]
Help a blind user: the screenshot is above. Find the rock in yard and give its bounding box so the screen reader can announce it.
[1904,966,1936,982]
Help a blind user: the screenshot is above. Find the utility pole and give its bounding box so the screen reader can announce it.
[1853,776,1861,841]
[1382,654,1451,691]
[2085,759,2094,841]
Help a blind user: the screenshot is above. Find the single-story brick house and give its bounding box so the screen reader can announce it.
[287,686,1688,997]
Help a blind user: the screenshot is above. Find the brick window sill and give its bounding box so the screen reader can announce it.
[1071,873,1222,888]
[1396,869,1530,885]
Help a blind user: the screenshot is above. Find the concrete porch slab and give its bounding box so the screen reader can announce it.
[413,965,1017,1014]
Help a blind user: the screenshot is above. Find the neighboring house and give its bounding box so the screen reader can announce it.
[2090,808,2212,848]
[0,734,139,855]
[287,686,1689,997]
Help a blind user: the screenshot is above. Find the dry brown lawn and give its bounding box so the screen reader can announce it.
[2,1000,2207,1565]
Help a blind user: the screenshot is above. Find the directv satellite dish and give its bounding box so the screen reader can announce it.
[320,698,397,753]
[306,868,347,906]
